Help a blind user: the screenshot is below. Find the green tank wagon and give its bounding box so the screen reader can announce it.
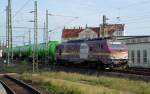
[3,41,59,62]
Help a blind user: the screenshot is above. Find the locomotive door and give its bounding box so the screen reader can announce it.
[80,43,89,59]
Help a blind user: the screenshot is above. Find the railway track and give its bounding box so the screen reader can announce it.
[108,69,150,76]
[0,75,41,94]
[46,65,150,81]
[0,80,15,94]
[48,65,150,76]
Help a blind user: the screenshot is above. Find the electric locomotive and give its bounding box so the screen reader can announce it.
[56,38,128,69]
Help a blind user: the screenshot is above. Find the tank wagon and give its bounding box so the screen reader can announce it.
[3,41,58,62]
[56,38,128,69]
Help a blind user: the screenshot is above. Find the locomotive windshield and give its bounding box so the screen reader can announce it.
[109,42,125,49]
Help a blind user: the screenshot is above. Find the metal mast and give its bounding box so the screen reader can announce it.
[43,22,47,64]
[28,29,31,45]
[33,1,38,72]
[6,6,8,50]
[43,22,46,43]
[6,6,8,64]
[9,0,13,62]
[101,15,107,38]
[7,0,13,64]
[45,10,49,65]
[0,40,1,50]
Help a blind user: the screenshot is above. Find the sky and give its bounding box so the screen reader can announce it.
[1,0,150,46]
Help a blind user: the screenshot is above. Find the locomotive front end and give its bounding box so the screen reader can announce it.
[108,41,128,68]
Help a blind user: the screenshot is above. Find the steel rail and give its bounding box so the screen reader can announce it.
[0,80,16,94]
[4,75,41,94]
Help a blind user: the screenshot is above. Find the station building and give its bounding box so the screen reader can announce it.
[124,36,150,68]
[62,24,125,42]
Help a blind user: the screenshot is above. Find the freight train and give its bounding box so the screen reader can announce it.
[2,38,128,69]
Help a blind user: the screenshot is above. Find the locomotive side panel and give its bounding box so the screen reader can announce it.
[87,40,110,63]
[56,40,110,64]
[56,43,81,62]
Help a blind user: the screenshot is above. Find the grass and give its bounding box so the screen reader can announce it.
[22,73,126,94]
[0,61,31,73]
[21,71,150,94]
[0,65,17,73]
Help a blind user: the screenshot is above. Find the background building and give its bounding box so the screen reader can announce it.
[79,27,99,39]
[124,36,150,68]
[62,24,125,42]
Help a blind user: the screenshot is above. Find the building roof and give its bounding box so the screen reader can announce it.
[105,24,124,32]
[62,28,84,38]
[62,24,124,38]
[88,27,100,34]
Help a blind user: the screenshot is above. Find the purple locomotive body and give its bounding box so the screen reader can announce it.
[56,38,128,69]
